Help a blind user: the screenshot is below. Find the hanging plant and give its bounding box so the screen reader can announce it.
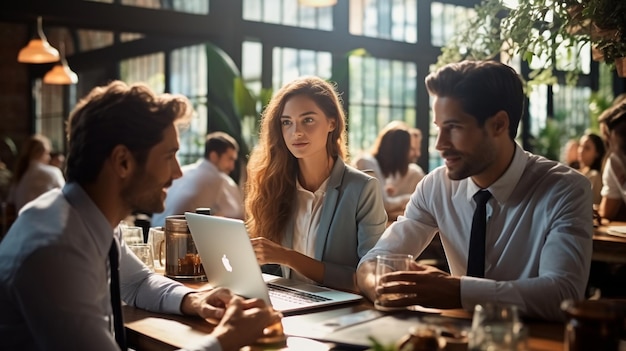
[433,0,626,86]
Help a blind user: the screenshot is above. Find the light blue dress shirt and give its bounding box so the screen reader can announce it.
[359,143,593,321]
[0,183,221,351]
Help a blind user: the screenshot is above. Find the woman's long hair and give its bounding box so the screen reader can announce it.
[371,121,412,178]
[245,76,347,242]
[584,133,606,172]
[12,134,50,184]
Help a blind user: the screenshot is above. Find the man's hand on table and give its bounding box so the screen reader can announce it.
[212,297,282,351]
[181,287,234,321]
[357,260,463,310]
[181,288,283,351]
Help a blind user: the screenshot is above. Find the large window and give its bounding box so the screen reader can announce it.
[244,0,333,31]
[431,2,475,47]
[348,55,416,157]
[36,81,72,154]
[350,0,417,43]
[272,47,332,91]
[170,45,209,165]
[120,53,165,93]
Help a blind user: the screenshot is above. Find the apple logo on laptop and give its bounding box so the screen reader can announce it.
[221,254,233,272]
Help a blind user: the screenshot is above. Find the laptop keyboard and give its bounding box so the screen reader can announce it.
[267,283,331,305]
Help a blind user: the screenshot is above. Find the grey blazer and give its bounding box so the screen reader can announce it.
[281,157,387,292]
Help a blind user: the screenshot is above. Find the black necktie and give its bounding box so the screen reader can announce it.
[109,240,127,350]
[467,190,492,278]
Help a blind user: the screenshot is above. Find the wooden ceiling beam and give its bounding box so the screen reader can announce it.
[1,0,219,39]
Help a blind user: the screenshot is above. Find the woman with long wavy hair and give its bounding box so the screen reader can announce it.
[9,134,65,211]
[245,76,387,292]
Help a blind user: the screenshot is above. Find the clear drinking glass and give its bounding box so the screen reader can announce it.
[468,303,527,351]
[374,253,414,311]
[147,226,166,273]
[121,225,144,245]
[128,243,155,271]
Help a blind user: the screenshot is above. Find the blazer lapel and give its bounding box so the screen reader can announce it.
[314,157,345,260]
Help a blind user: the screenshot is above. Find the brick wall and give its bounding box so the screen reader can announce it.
[0,22,31,169]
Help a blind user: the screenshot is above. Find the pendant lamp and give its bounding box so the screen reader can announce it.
[17,17,60,64]
[43,42,78,85]
[299,0,337,7]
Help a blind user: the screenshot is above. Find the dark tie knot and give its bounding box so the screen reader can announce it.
[473,190,492,206]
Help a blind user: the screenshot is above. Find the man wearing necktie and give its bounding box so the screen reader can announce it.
[0,81,280,350]
[356,60,593,321]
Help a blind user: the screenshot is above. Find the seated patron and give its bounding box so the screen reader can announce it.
[356,61,593,321]
[0,81,279,351]
[599,101,626,220]
[354,121,425,220]
[562,138,580,170]
[8,134,65,212]
[385,127,427,220]
[246,76,387,292]
[577,133,606,205]
[151,131,244,227]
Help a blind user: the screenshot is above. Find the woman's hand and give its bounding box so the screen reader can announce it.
[250,237,288,265]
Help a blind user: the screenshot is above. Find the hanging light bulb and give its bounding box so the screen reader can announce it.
[17,16,60,64]
[299,0,337,7]
[43,42,78,85]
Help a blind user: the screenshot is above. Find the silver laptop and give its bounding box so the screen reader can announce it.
[184,212,362,314]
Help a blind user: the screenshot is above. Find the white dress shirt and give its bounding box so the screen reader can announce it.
[359,143,593,321]
[0,183,221,351]
[152,159,244,227]
[12,161,65,211]
[386,163,425,198]
[353,153,417,213]
[291,178,328,283]
[601,153,626,204]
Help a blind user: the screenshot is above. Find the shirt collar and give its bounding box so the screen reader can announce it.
[62,182,115,258]
[466,142,528,204]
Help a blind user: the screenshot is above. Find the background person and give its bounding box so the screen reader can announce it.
[0,81,279,351]
[561,138,580,169]
[356,61,592,322]
[151,131,244,227]
[245,76,387,292]
[599,101,626,221]
[577,133,606,205]
[353,121,423,220]
[8,134,65,212]
[383,127,426,220]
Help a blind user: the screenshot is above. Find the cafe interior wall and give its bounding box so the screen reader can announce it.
[3,0,626,170]
[0,22,32,171]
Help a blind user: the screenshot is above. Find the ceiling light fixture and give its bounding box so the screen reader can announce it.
[17,16,60,64]
[43,42,78,85]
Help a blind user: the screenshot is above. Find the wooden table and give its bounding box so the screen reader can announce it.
[123,282,566,351]
[593,221,626,264]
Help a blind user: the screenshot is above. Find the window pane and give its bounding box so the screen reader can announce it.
[350,0,416,43]
[119,53,165,93]
[431,2,475,47]
[272,47,331,91]
[349,55,417,156]
[243,0,333,31]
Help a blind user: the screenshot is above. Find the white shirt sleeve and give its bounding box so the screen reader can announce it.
[181,335,222,351]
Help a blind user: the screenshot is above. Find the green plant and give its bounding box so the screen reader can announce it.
[530,118,566,161]
[433,0,626,88]
[368,336,399,351]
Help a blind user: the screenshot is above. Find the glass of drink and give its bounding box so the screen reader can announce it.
[128,243,155,271]
[147,226,166,273]
[468,303,527,351]
[374,253,414,311]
